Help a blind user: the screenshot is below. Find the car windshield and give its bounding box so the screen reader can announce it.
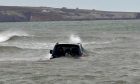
[54,44,81,56]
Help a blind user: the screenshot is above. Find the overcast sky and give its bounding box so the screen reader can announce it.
[0,0,139,12]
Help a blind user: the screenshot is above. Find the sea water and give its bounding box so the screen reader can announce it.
[0,20,140,84]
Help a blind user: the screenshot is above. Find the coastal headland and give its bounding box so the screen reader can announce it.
[0,6,140,22]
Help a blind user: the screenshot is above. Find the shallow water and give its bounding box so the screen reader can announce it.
[0,20,140,84]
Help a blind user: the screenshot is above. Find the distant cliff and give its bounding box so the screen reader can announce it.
[0,6,140,22]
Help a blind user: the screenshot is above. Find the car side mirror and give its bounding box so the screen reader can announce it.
[50,50,53,54]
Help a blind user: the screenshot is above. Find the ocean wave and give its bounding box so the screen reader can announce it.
[115,36,136,41]
[0,29,29,42]
[0,57,41,62]
[0,46,52,62]
[83,41,112,45]
[0,45,52,50]
[15,43,54,49]
[0,46,23,50]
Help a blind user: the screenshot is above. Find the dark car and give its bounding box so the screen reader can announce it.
[50,42,85,58]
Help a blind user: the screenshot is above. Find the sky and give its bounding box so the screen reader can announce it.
[0,0,139,12]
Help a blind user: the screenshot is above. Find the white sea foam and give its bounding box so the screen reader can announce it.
[42,53,52,60]
[0,29,29,42]
[69,34,82,43]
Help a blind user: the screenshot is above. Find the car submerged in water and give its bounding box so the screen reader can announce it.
[50,42,86,59]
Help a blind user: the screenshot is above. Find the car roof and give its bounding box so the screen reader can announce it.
[55,43,81,46]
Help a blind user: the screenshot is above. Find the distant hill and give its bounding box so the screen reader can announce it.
[0,6,140,22]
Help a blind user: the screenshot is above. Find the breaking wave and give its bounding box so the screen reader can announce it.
[0,29,29,42]
[69,34,82,43]
[68,34,113,45]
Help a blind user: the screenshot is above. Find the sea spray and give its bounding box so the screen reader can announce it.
[41,54,52,60]
[0,29,29,42]
[69,34,82,43]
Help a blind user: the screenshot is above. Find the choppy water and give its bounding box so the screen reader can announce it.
[0,20,140,84]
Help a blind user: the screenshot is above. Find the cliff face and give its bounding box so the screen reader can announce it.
[0,11,29,22]
[30,12,64,21]
[0,6,139,22]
